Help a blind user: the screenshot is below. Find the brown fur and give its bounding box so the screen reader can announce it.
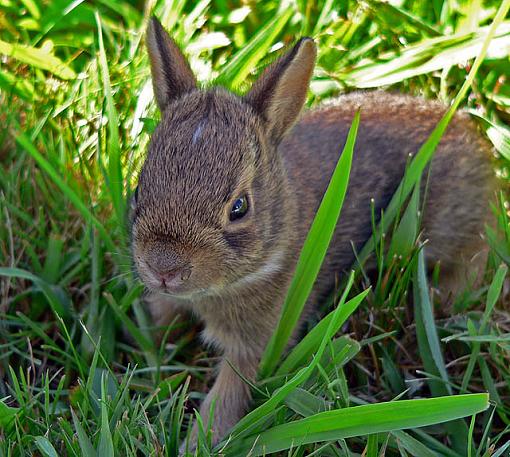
[131,17,496,450]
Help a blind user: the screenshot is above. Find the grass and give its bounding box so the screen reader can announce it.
[1,0,510,455]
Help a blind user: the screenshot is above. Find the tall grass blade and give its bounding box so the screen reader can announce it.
[98,374,115,457]
[387,182,420,259]
[0,39,76,79]
[276,290,369,376]
[96,12,126,231]
[216,8,293,89]
[260,111,360,377]
[414,249,468,452]
[71,408,97,457]
[413,249,451,395]
[15,133,115,252]
[226,394,489,456]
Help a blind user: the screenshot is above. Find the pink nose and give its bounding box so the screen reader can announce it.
[150,265,192,289]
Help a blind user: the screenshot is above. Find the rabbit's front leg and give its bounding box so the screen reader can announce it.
[180,349,258,453]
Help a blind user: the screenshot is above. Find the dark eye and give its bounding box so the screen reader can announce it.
[229,195,249,221]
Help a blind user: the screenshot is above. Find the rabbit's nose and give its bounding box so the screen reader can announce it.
[150,264,192,290]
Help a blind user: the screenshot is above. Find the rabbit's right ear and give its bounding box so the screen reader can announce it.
[146,17,196,111]
[245,38,316,144]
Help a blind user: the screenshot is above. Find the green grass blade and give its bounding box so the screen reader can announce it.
[492,441,510,457]
[226,394,489,456]
[161,0,189,32]
[0,70,35,101]
[31,0,88,46]
[312,0,335,36]
[216,8,293,89]
[96,12,126,231]
[366,0,441,36]
[41,233,64,283]
[260,110,360,377]
[284,389,328,417]
[414,249,469,452]
[366,433,379,457]
[0,39,76,80]
[0,399,19,428]
[34,437,58,457]
[387,182,420,259]
[98,374,115,457]
[276,290,369,376]
[15,133,115,253]
[413,249,451,395]
[0,267,70,318]
[480,263,508,331]
[392,430,438,457]
[468,414,476,457]
[104,293,155,356]
[71,408,97,457]
[413,429,464,457]
[469,111,510,160]
[343,24,509,88]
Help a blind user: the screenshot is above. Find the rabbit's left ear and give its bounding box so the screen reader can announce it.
[245,38,316,144]
[146,17,197,111]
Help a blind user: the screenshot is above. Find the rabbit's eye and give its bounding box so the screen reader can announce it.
[229,195,249,221]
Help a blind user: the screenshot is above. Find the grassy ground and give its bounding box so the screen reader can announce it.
[1,0,510,455]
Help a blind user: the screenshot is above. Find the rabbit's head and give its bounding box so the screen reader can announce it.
[131,18,316,298]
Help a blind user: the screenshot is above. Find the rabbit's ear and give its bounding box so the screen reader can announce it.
[146,17,197,111]
[245,38,316,144]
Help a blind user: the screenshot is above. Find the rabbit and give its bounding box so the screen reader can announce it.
[130,17,496,451]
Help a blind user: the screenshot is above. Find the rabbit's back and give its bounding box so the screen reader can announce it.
[280,91,495,300]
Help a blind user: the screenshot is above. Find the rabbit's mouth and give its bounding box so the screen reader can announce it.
[158,287,214,300]
[142,276,206,299]
[135,255,226,299]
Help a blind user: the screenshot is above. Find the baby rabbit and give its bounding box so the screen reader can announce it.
[130,17,495,450]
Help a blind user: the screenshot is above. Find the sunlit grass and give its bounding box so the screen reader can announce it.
[1,0,510,455]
